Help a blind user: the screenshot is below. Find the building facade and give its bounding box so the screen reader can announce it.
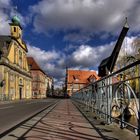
[27,57,51,98]
[67,69,99,96]
[0,16,32,100]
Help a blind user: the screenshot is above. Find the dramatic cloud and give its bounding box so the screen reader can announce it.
[27,43,66,87]
[27,41,114,87]
[63,32,92,43]
[27,35,138,87]
[0,0,28,35]
[0,0,11,9]
[66,42,115,69]
[1,0,139,89]
[0,0,12,35]
[28,44,60,62]
[30,0,140,35]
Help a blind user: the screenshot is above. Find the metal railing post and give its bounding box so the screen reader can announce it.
[107,76,112,124]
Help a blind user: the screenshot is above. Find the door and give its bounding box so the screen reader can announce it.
[19,87,22,100]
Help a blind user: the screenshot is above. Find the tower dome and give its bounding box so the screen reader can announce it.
[11,15,20,25]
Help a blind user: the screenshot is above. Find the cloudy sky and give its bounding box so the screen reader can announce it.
[0,0,140,88]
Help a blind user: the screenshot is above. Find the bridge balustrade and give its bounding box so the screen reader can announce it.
[71,60,140,135]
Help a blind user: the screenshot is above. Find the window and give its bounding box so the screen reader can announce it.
[19,50,22,67]
[14,27,16,32]
[14,48,17,63]
[10,87,14,100]
[73,75,80,81]
[73,84,79,89]
[19,79,23,85]
[26,82,29,90]
[80,84,84,88]
[10,75,15,81]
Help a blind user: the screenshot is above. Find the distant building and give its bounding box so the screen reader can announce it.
[27,57,53,98]
[0,16,32,100]
[67,69,99,96]
[46,76,53,97]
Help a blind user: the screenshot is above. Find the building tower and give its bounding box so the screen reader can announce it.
[9,15,22,39]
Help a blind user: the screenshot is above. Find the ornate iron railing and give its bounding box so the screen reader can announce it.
[71,60,140,135]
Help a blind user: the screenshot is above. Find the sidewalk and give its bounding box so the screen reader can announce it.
[2,99,139,140]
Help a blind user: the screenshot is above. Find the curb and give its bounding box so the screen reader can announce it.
[0,99,60,139]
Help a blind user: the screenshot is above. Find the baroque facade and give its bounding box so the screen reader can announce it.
[0,16,32,100]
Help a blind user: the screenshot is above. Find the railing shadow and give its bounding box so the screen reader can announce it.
[7,99,119,140]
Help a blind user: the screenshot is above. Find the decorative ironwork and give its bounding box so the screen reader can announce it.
[72,60,140,135]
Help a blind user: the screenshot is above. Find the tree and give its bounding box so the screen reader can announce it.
[46,82,51,97]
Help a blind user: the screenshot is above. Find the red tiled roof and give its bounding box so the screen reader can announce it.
[27,57,46,75]
[67,69,99,84]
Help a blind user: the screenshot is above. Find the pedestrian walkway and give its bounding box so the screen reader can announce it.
[24,99,103,140]
[21,99,139,140]
[2,99,139,140]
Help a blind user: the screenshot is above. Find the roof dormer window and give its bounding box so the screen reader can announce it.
[73,75,79,81]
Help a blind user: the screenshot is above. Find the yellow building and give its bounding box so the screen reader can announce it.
[0,16,32,100]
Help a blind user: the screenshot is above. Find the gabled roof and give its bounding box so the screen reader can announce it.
[87,74,97,81]
[27,57,46,75]
[67,69,99,84]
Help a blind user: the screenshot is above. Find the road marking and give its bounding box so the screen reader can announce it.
[0,106,14,110]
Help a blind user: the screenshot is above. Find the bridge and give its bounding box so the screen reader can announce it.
[0,89,139,140]
[0,58,140,139]
[0,20,140,139]
[1,62,140,140]
[72,59,140,139]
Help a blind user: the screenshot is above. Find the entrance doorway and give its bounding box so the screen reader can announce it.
[19,87,22,100]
